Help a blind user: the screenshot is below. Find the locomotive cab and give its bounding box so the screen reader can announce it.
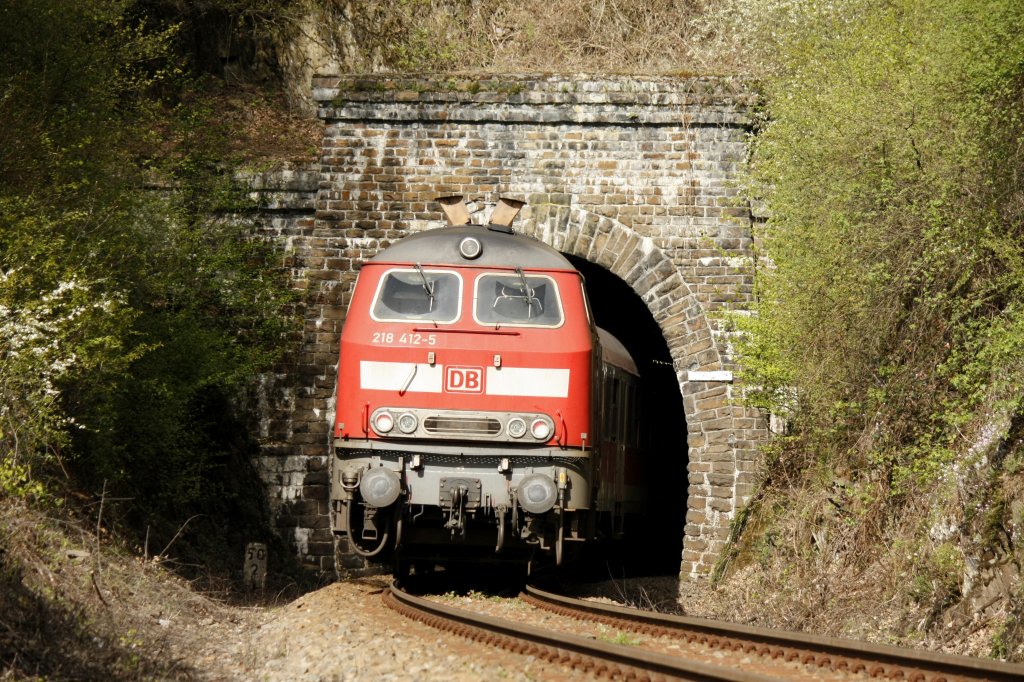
[330,197,641,576]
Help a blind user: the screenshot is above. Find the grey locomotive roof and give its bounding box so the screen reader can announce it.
[369,226,576,270]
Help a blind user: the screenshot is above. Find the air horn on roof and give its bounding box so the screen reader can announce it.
[438,195,525,232]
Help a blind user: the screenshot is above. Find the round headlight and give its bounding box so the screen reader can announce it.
[507,417,527,438]
[372,411,394,435]
[397,412,418,434]
[530,418,552,441]
[459,236,482,259]
[359,467,401,508]
[517,473,558,514]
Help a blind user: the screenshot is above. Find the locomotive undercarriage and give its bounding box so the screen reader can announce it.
[331,440,596,574]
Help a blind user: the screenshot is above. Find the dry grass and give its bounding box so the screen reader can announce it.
[0,496,274,680]
[311,0,747,77]
[149,81,321,172]
[203,83,321,166]
[575,575,687,616]
[460,0,726,75]
[677,472,1024,661]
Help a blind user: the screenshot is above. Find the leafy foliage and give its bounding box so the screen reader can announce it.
[740,0,1024,484]
[709,0,1024,656]
[0,0,296,560]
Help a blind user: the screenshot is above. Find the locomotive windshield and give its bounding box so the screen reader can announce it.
[371,268,461,323]
[474,272,563,327]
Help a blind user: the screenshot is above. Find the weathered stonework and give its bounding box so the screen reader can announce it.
[244,164,338,570]
[255,75,769,578]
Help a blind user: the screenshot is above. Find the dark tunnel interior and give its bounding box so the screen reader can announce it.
[566,255,688,575]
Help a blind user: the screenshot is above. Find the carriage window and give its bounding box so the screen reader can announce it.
[371,268,461,323]
[474,271,564,327]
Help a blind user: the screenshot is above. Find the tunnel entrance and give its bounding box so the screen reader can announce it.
[566,255,688,575]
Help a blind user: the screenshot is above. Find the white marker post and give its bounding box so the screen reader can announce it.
[244,542,267,592]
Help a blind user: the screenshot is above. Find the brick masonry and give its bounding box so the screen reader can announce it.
[251,75,769,579]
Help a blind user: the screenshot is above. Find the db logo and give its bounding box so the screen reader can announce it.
[444,366,484,393]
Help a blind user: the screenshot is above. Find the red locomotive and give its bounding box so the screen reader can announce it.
[330,197,644,576]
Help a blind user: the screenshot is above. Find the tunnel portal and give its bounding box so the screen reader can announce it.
[252,75,769,579]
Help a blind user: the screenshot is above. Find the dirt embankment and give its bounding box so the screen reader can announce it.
[0,499,567,680]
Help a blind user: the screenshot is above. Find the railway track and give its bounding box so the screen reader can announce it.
[384,580,1024,681]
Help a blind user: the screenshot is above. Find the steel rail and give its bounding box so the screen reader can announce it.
[523,584,1024,682]
[384,581,774,681]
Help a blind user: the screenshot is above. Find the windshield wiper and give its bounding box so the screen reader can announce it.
[515,267,540,317]
[414,263,435,312]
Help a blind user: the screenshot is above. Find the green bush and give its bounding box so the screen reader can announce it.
[738,0,1024,486]
[0,1,296,564]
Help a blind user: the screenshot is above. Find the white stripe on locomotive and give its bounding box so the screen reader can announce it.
[359,360,570,397]
[485,366,570,398]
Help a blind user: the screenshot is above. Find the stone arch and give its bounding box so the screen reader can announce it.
[517,208,745,578]
[521,208,723,391]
